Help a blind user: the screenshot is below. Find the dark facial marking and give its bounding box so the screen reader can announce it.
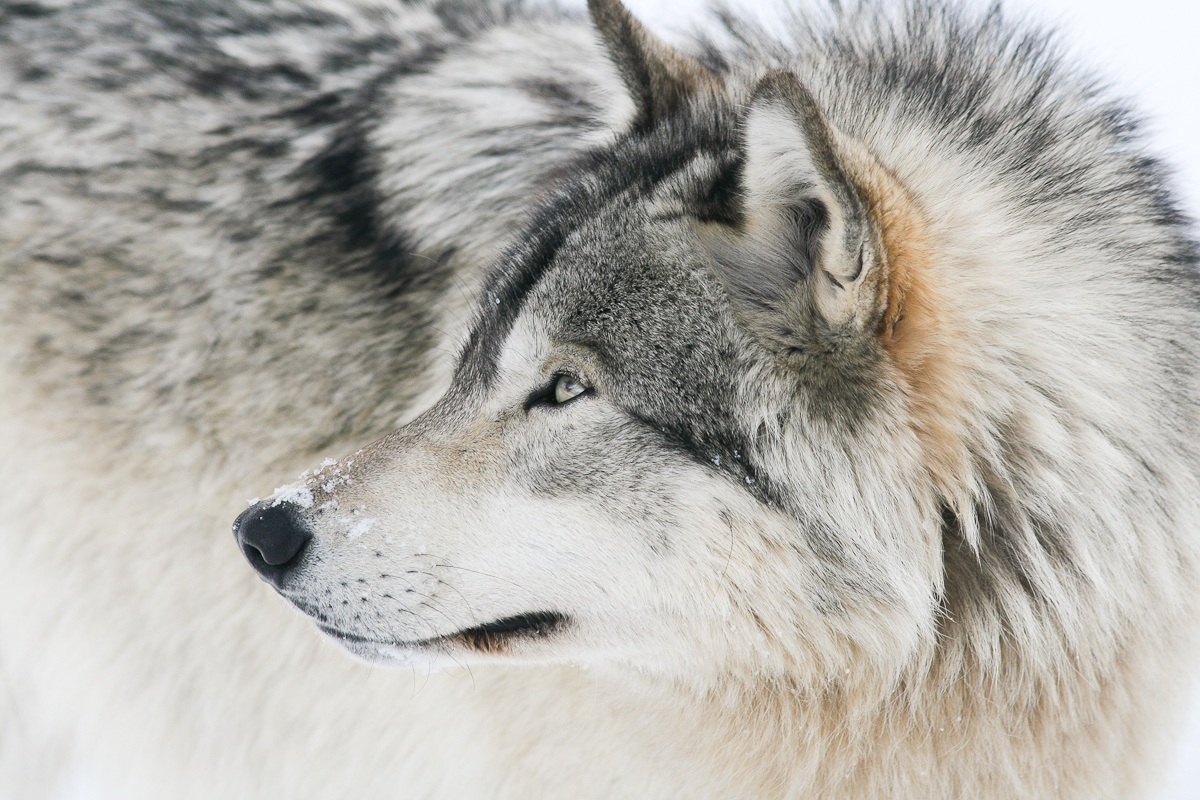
[453,611,567,653]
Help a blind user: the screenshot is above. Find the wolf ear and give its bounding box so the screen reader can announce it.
[711,71,884,336]
[587,0,723,132]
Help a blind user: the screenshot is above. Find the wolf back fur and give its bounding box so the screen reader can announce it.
[1,1,1198,798]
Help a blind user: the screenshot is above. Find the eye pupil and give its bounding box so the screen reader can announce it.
[553,375,586,404]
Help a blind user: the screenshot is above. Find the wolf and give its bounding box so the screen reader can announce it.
[0,0,1197,797]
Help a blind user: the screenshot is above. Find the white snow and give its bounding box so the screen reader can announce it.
[346,517,377,539]
[268,483,314,509]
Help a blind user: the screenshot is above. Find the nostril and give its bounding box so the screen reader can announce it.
[233,502,312,586]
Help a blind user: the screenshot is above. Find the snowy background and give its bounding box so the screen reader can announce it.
[63,0,1199,797]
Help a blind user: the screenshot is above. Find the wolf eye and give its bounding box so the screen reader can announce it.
[553,375,588,404]
[524,373,592,411]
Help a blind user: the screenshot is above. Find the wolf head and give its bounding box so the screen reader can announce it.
[234,0,959,686]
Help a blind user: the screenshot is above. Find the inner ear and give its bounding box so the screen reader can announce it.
[704,71,881,333]
[587,0,723,133]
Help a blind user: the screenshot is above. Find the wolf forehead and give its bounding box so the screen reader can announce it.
[446,107,766,413]
[458,115,746,381]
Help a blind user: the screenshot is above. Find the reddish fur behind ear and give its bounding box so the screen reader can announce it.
[848,151,972,507]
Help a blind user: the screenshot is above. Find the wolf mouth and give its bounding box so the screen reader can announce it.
[319,612,568,654]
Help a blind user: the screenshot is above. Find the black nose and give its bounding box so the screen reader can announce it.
[233,502,312,589]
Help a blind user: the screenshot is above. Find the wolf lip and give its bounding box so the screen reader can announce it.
[316,625,388,647]
[452,612,567,652]
[318,612,567,653]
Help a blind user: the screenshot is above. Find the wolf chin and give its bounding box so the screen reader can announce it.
[1,0,1197,797]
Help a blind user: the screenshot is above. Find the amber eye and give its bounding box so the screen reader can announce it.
[553,375,588,404]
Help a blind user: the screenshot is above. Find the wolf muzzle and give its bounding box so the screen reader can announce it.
[233,502,312,589]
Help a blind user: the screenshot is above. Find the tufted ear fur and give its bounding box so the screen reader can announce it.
[707,71,887,341]
[587,0,723,133]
